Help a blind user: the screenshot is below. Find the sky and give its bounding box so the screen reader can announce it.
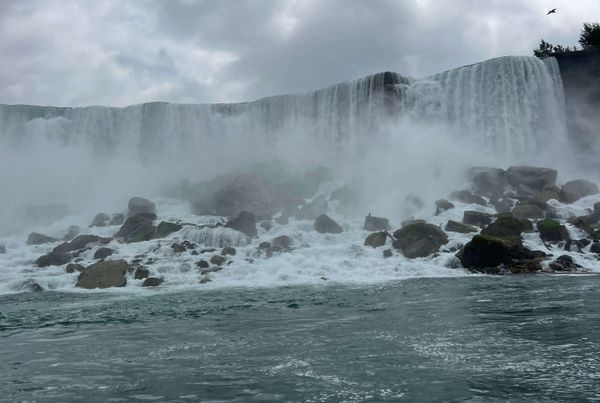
[0,0,597,107]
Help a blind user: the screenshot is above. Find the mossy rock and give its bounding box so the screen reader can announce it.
[481,214,532,238]
[537,219,570,243]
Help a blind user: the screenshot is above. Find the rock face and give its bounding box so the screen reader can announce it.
[76,260,128,289]
[156,221,182,238]
[225,211,257,238]
[128,197,156,217]
[506,166,557,194]
[27,232,58,245]
[537,219,570,243]
[36,251,70,267]
[468,167,507,197]
[463,211,492,227]
[481,215,532,238]
[445,220,477,233]
[314,214,343,234]
[114,215,156,242]
[363,215,390,231]
[364,231,387,248]
[91,213,110,227]
[561,179,599,203]
[392,223,448,258]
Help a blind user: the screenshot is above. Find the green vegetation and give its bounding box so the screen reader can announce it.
[534,22,599,58]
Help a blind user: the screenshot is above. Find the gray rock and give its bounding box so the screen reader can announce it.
[512,204,545,220]
[364,231,387,248]
[66,263,85,273]
[110,213,125,226]
[435,199,455,215]
[401,219,426,227]
[36,251,71,267]
[591,243,600,254]
[463,211,493,227]
[54,234,110,253]
[91,213,110,227]
[94,247,115,260]
[76,260,129,289]
[481,215,532,238]
[314,214,343,234]
[142,277,163,287]
[445,220,477,233]
[210,255,226,266]
[468,167,507,197]
[171,243,186,253]
[392,223,448,258]
[272,235,292,250]
[363,214,390,231]
[549,255,581,271]
[491,198,513,214]
[27,232,58,245]
[19,279,43,292]
[383,249,393,258]
[114,215,156,243]
[134,267,149,279]
[449,190,487,205]
[196,260,210,269]
[296,195,328,220]
[506,166,557,194]
[562,179,599,203]
[156,221,182,238]
[128,197,156,217]
[225,211,257,238]
[63,226,81,241]
[221,246,236,256]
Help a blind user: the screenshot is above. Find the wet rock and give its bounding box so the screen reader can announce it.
[19,279,43,292]
[54,234,110,254]
[383,249,393,258]
[591,242,600,254]
[196,260,210,269]
[110,213,125,226]
[114,215,156,243]
[401,219,426,227]
[549,255,581,271]
[506,166,557,194]
[537,219,570,243]
[94,247,115,260]
[331,183,360,215]
[562,179,599,203]
[481,214,533,238]
[91,213,110,227]
[221,246,236,256]
[142,277,163,287]
[272,235,292,250]
[314,214,343,234]
[200,267,223,275]
[392,223,448,258]
[445,220,477,233]
[225,211,257,238]
[435,199,455,215]
[171,243,186,253]
[491,198,513,214]
[462,211,492,227]
[534,187,564,203]
[258,241,272,250]
[260,220,273,232]
[449,190,487,205]
[27,232,58,246]
[134,267,150,280]
[200,276,211,284]
[364,231,388,248]
[76,260,129,289]
[296,195,328,220]
[509,258,544,274]
[404,194,424,210]
[210,255,226,266]
[200,248,216,254]
[66,263,85,273]
[63,226,81,241]
[576,239,591,250]
[156,221,182,238]
[512,204,545,220]
[275,215,289,225]
[36,251,71,267]
[128,197,156,217]
[468,167,507,197]
[363,214,390,231]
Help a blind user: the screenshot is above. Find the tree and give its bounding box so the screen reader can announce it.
[534,39,554,58]
[579,22,600,49]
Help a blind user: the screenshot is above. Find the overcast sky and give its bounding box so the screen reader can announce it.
[0,0,597,107]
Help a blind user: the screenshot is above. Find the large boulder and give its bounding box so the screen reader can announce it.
[272,235,293,250]
[506,166,557,194]
[295,195,328,220]
[445,220,477,233]
[512,204,545,220]
[36,251,71,267]
[156,221,183,238]
[128,197,156,217]
[142,277,164,287]
[94,247,115,260]
[114,215,156,243]
[561,179,599,203]
[76,260,128,289]
[314,214,343,234]
[63,225,81,241]
[468,167,507,197]
[449,190,487,205]
[110,213,125,226]
[27,232,58,246]
[363,214,390,231]
[463,211,492,227]
[225,211,257,238]
[481,215,532,238]
[549,255,581,271]
[364,231,388,248]
[392,223,448,258]
[537,219,570,243]
[435,199,455,215]
[54,234,111,253]
[91,213,110,227]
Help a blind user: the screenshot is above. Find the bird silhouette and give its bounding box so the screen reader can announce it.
[547,8,557,15]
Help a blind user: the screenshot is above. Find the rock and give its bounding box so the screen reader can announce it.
[404,194,424,209]
[196,260,210,269]
[66,263,85,273]
[363,214,390,231]
[76,260,128,289]
[275,215,289,225]
[260,220,273,232]
[314,214,343,234]
[457,235,545,273]
[549,255,581,271]
[591,242,600,253]
[295,195,328,220]
[537,219,570,243]
[156,221,183,238]
[0,244,5,254]
[221,246,236,256]
[445,220,477,233]
[509,258,544,274]
[36,251,71,267]
[258,241,271,250]
[94,247,115,260]
[491,198,513,214]
[468,167,507,197]
[27,232,58,245]
[225,211,257,238]
[534,187,564,203]
[200,248,216,254]
[134,267,149,279]
[364,231,388,248]
[63,226,81,241]
[449,190,487,205]
[383,249,393,258]
[401,219,426,227]
[435,199,455,215]
[110,213,125,226]
[463,211,492,227]
[272,235,292,250]
[562,179,599,203]
[142,277,163,287]
[128,197,156,217]
[19,279,43,292]
[54,234,110,254]
[392,223,448,258]
[91,213,110,227]
[331,183,360,215]
[114,215,156,243]
[200,276,211,284]
[576,239,591,250]
[481,215,532,238]
[210,255,226,266]
[512,204,545,220]
[200,267,223,275]
[506,166,557,194]
[171,243,186,253]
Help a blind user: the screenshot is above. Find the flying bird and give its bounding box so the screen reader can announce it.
[546,8,557,15]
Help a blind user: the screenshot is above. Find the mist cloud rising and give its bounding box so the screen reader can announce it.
[0,0,597,107]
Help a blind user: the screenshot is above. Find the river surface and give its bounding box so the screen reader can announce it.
[2,275,600,402]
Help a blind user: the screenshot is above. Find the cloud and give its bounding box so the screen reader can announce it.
[0,0,598,106]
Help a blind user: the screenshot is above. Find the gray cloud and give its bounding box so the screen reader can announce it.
[0,0,597,106]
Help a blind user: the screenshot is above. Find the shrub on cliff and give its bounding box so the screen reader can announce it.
[579,22,600,49]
